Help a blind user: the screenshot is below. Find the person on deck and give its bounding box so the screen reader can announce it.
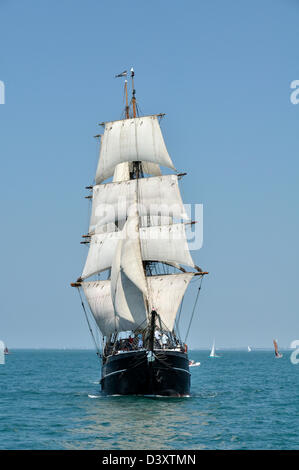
[154,330,161,348]
[137,334,143,349]
[128,335,134,350]
[161,333,168,349]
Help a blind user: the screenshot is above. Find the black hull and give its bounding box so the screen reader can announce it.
[101,350,190,396]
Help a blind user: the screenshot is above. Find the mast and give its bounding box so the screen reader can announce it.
[124,80,129,119]
[131,68,137,118]
[128,68,149,312]
[129,67,142,178]
[114,70,130,119]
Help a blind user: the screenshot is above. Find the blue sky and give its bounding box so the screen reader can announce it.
[0,0,298,348]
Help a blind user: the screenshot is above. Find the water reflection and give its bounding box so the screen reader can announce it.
[64,394,214,449]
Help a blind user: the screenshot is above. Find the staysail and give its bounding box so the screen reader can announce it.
[110,215,148,328]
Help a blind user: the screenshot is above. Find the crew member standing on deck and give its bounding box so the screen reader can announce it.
[154,330,161,348]
[161,333,168,349]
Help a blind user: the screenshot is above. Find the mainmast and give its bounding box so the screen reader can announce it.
[131,67,137,118]
[128,68,142,178]
[124,80,129,119]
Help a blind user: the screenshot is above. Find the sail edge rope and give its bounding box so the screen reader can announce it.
[184,277,204,344]
[77,288,102,359]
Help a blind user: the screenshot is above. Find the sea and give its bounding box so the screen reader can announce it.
[0,349,298,450]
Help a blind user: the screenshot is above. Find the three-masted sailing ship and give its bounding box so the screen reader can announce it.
[71,69,207,396]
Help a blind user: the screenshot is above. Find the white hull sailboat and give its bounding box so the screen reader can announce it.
[209,339,220,358]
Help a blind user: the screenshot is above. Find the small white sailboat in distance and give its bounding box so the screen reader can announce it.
[273,339,283,358]
[248,346,251,352]
[209,339,220,358]
[0,340,5,365]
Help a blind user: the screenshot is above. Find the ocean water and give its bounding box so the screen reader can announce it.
[0,349,298,450]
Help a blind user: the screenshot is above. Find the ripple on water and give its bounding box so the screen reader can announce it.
[1,350,299,450]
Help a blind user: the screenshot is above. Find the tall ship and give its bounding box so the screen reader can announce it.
[71,69,208,396]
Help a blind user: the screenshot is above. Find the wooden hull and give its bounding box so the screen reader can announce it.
[101,350,190,396]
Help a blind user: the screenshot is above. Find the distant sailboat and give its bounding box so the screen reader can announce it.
[209,339,220,358]
[247,346,251,352]
[273,339,283,358]
[0,341,5,364]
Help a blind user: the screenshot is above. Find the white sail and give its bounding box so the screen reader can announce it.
[139,215,173,227]
[96,115,175,184]
[81,223,194,280]
[82,273,194,336]
[210,340,216,357]
[113,270,148,330]
[82,280,136,336]
[89,215,172,235]
[89,175,187,233]
[81,232,119,279]
[110,236,122,309]
[113,162,130,182]
[120,216,148,295]
[110,217,148,329]
[140,223,195,268]
[147,273,194,331]
[113,162,161,183]
[141,162,162,176]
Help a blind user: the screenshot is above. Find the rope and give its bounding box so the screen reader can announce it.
[78,289,102,359]
[184,277,203,344]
